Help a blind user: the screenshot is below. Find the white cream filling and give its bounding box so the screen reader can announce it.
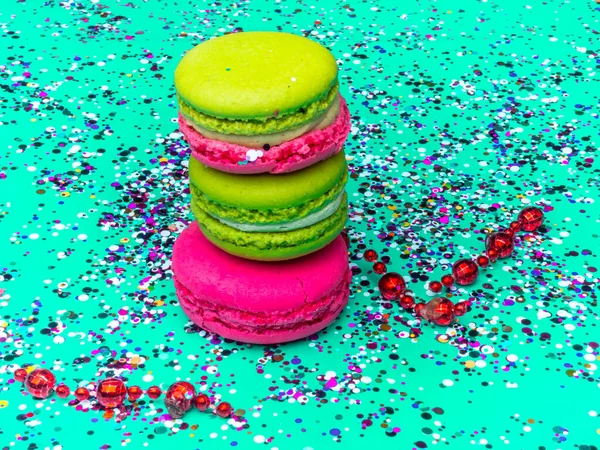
[210,192,344,232]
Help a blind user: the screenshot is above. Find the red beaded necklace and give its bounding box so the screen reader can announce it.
[11,206,544,416]
[369,206,544,326]
[13,368,234,420]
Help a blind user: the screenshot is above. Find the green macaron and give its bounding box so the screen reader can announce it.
[188,152,348,261]
[175,31,339,136]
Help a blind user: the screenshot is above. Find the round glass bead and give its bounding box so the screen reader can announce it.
[96,378,127,408]
[378,272,406,300]
[518,207,544,232]
[451,259,479,286]
[24,369,56,399]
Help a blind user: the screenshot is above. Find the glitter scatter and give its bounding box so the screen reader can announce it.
[1,0,600,448]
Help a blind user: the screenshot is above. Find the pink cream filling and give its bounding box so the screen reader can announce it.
[178,96,351,174]
[174,269,351,336]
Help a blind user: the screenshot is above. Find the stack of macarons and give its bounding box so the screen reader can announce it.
[171,32,352,344]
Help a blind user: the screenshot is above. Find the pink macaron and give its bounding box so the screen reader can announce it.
[178,97,351,174]
[171,221,351,344]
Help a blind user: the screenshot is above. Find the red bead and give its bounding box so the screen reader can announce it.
[441,274,454,288]
[419,298,455,326]
[486,231,514,259]
[378,272,406,300]
[363,249,378,262]
[24,369,56,399]
[476,255,490,268]
[215,401,233,418]
[373,262,387,274]
[429,281,443,293]
[14,368,27,383]
[74,387,89,401]
[413,303,425,317]
[164,381,196,419]
[56,384,70,398]
[146,386,162,400]
[399,294,415,309]
[518,206,544,232]
[96,378,127,408]
[128,385,143,402]
[454,301,469,317]
[486,247,498,262]
[194,393,211,412]
[509,220,523,233]
[451,259,479,286]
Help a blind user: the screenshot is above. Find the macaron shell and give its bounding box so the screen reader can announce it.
[179,96,351,174]
[192,196,348,261]
[176,270,350,345]
[178,83,338,136]
[191,174,346,225]
[189,146,347,210]
[174,32,338,119]
[172,220,349,312]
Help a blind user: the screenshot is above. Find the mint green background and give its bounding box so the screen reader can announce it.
[1,0,599,449]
